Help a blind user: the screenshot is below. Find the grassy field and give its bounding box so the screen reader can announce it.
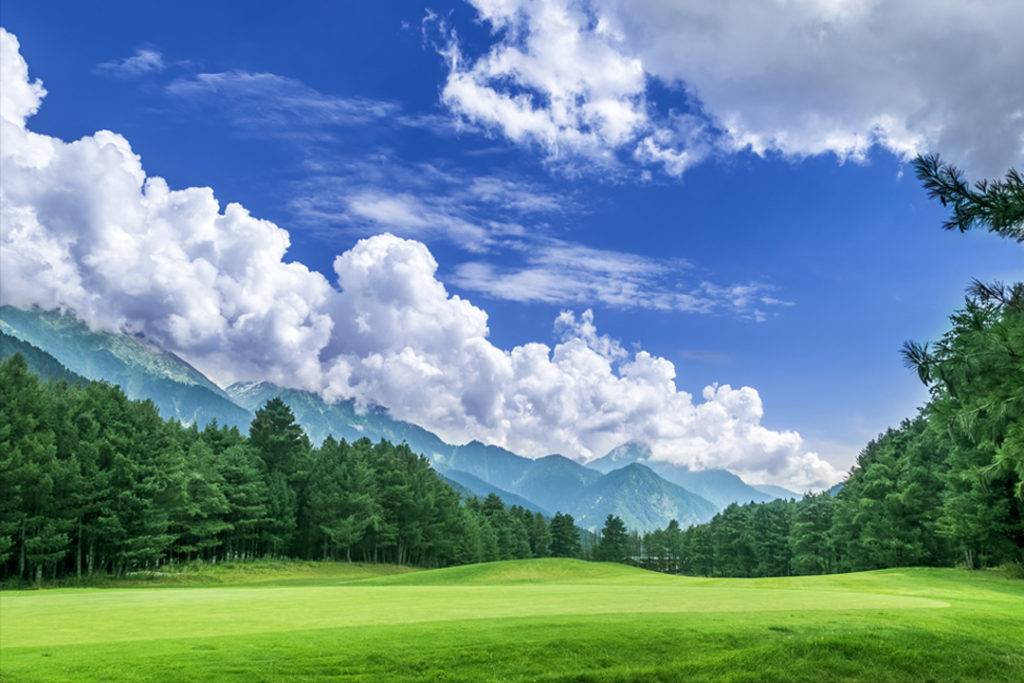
[1,559,1022,682]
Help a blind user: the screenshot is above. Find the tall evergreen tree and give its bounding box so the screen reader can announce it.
[595,514,629,563]
[549,512,581,558]
[789,493,835,575]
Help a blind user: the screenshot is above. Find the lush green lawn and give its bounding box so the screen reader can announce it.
[1,560,1021,681]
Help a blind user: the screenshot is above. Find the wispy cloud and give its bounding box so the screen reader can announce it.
[166,71,401,137]
[287,155,569,249]
[451,241,787,321]
[95,48,165,79]
[165,70,460,142]
[287,155,791,321]
[159,60,791,322]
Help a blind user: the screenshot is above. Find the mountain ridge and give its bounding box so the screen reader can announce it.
[588,439,777,509]
[4,306,763,531]
[0,306,252,429]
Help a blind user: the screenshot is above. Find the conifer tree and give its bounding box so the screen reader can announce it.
[595,514,629,563]
[549,512,581,558]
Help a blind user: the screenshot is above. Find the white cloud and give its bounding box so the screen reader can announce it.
[288,157,790,318]
[0,27,838,489]
[166,71,398,135]
[452,239,787,320]
[441,0,1024,178]
[554,309,626,362]
[435,0,703,176]
[287,155,566,246]
[0,29,45,128]
[95,48,165,78]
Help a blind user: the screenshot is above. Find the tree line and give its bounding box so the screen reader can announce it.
[628,155,1024,577]
[0,359,589,584]
[636,390,1019,577]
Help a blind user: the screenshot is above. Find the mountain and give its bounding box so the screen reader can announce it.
[227,381,450,457]
[754,484,802,500]
[0,307,252,429]
[588,441,775,509]
[827,482,845,496]
[226,381,711,529]
[650,465,775,509]
[2,306,735,532]
[0,331,85,384]
[435,440,536,491]
[507,454,603,514]
[437,447,604,514]
[589,440,652,473]
[226,382,558,515]
[569,463,718,531]
[438,469,550,515]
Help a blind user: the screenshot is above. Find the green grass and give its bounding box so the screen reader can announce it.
[2,559,1022,682]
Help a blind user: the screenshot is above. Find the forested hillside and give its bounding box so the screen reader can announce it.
[0,332,83,385]
[0,356,585,584]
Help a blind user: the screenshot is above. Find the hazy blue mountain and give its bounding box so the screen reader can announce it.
[828,482,845,496]
[438,474,475,501]
[754,484,802,500]
[507,454,603,514]
[438,448,603,514]
[588,440,775,510]
[227,383,562,512]
[225,381,711,529]
[0,306,252,429]
[227,381,450,457]
[438,469,550,515]
[650,464,775,509]
[0,331,85,384]
[435,440,535,491]
[568,463,718,531]
[3,306,763,532]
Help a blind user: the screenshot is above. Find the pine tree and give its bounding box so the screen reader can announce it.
[528,511,552,557]
[913,154,1023,242]
[173,438,230,562]
[790,493,835,575]
[549,512,581,558]
[217,444,268,559]
[0,355,72,582]
[249,398,310,475]
[595,514,629,563]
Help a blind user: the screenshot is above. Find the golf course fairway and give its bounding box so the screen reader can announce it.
[1,559,1022,681]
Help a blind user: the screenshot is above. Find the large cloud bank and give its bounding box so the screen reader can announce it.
[0,28,839,488]
[441,0,1024,177]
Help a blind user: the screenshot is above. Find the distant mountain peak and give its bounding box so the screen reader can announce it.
[586,440,653,474]
[600,440,653,462]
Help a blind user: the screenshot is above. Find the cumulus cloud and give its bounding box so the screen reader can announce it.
[441,0,1024,178]
[0,27,838,488]
[95,48,165,78]
[435,0,703,176]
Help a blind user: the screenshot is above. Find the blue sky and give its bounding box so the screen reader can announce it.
[2,1,1021,480]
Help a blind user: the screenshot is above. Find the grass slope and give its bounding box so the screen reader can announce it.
[2,559,1022,682]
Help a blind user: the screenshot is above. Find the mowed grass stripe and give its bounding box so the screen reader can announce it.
[1,582,947,649]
